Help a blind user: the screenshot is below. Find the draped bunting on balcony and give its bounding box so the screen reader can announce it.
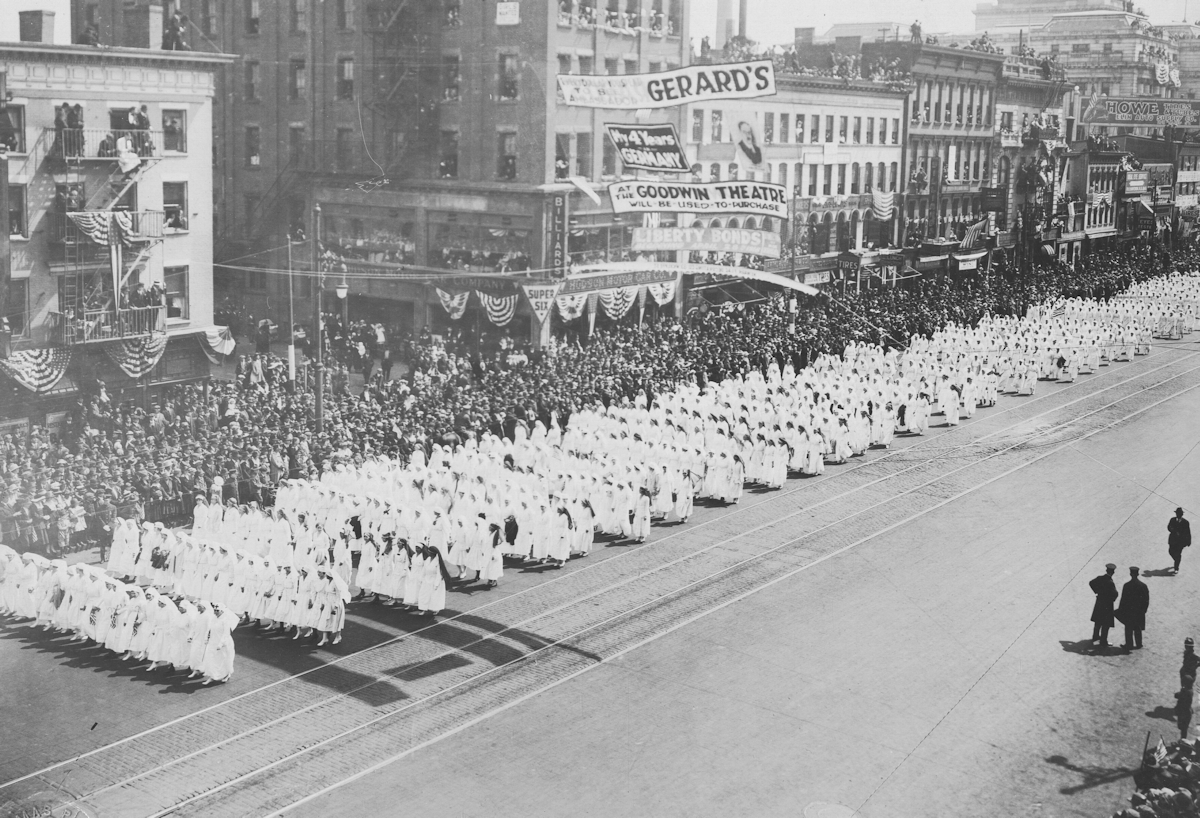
[598,286,639,320]
[871,190,895,220]
[476,291,519,327]
[0,348,73,394]
[435,287,469,320]
[67,211,114,245]
[556,292,588,321]
[105,333,169,378]
[646,280,677,306]
[199,326,237,365]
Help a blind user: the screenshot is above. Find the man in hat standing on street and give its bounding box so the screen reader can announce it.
[1117,566,1150,650]
[1169,507,1191,574]
[1089,563,1119,647]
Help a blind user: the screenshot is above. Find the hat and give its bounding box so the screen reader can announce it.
[1105,563,1116,571]
[1130,566,1140,575]
[1178,507,1185,515]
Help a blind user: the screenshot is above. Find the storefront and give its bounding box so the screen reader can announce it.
[952,249,988,275]
[426,212,536,273]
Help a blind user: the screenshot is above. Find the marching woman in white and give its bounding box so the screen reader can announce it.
[416,543,453,617]
[481,523,505,587]
[312,568,349,646]
[199,603,239,683]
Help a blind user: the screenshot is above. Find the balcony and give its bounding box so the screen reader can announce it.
[50,210,166,242]
[41,128,166,162]
[47,305,166,346]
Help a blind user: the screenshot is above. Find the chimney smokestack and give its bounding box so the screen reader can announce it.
[121,1,164,49]
[738,0,747,39]
[18,10,56,43]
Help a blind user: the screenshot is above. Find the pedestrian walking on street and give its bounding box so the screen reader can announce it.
[1089,563,1118,647]
[1116,566,1150,650]
[1169,507,1191,574]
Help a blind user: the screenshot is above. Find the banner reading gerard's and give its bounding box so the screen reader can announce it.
[631,226,782,259]
[608,180,789,218]
[557,60,776,109]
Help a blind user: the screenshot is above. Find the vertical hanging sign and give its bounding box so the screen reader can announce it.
[549,192,570,278]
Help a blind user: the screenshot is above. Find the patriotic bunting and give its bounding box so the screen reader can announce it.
[0,348,73,394]
[598,286,639,320]
[476,291,519,327]
[871,190,895,220]
[647,280,677,306]
[104,333,170,378]
[435,287,469,320]
[556,292,588,321]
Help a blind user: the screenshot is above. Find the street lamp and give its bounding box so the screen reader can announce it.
[335,274,349,343]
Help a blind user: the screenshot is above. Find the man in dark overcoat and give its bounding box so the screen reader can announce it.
[1169,507,1191,574]
[1116,566,1150,650]
[1089,563,1118,646]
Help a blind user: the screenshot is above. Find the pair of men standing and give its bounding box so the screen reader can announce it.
[1090,564,1149,649]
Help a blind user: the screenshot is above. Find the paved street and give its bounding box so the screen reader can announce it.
[4,342,1200,818]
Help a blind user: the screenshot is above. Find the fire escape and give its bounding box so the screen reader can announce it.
[46,127,166,345]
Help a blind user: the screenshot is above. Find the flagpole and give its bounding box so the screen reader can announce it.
[287,232,296,390]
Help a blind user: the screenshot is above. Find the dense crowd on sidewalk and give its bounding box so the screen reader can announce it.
[1,245,1197,554]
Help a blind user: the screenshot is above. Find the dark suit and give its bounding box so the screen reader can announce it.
[1116,577,1150,648]
[1169,516,1191,571]
[1088,572,1118,644]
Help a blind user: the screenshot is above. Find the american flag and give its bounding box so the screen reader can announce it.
[960,218,987,250]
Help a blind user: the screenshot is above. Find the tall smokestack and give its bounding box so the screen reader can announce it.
[738,0,747,39]
[715,0,733,49]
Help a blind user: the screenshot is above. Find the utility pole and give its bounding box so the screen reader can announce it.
[286,230,296,390]
[312,203,323,434]
[0,69,10,360]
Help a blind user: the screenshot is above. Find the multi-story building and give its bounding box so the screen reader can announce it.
[0,16,232,426]
[686,74,906,289]
[973,0,1130,35]
[862,40,1006,256]
[81,0,689,341]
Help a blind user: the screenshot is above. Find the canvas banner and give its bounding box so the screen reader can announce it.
[557,60,776,109]
[608,180,788,218]
[631,226,781,258]
[604,123,691,173]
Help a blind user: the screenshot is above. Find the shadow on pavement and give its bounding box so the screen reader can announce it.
[1045,754,1137,795]
[1059,639,1128,656]
[1142,568,1177,578]
[1145,705,1178,722]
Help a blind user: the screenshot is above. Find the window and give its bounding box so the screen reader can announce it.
[807,164,817,196]
[576,133,592,177]
[1000,111,1013,130]
[497,132,517,180]
[337,58,355,100]
[157,109,185,154]
[1072,43,1090,53]
[290,0,307,32]
[852,117,861,144]
[809,115,818,143]
[890,162,898,192]
[443,55,460,101]
[8,279,27,338]
[337,0,356,29]
[245,126,261,167]
[823,165,832,195]
[711,111,723,142]
[605,58,618,75]
[839,116,848,143]
[580,56,594,75]
[8,184,26,237]
[200,0,216,35]
[763,113,774,145]
[1049,43,1059,54]
[244,194,261,239]
[499,54,519,101]
[0,104,25,153]
[624,58,638,75]
[289,59,307,100]
[851,163,860,194]
[245,0,260,34]
[163,182,188,231]
[891,119,899,144]
[445,0,462,27]
[780,114,789,144]
[864,163,874,192]
[648,60,661,74]
[878,118,886,144]
[164,266,189,320]
[866,117,874,145]
[335,128,353,172]
[244,61,260,100]
[691,109,704,143]
[603,134,619,176]
[709,162,720,182]
[439,130,458,178]
[825,115,834,143]
[555,134,571,180]
[837,163,846,194]
[727,163,738,180]
[289,126,305,164]
[1101,82,1111,97]
[777,163,787,191]
[1103,42,1113,53]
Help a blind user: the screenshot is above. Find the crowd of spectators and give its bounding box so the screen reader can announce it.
[3,246,1199,553]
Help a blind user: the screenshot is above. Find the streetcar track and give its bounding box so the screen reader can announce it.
[28,351,1200,817]
[170,353,1200,818]
[1,349,1192,799]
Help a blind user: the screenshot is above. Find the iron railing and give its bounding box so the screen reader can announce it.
[42,128,166,161]
[47,305,166,345]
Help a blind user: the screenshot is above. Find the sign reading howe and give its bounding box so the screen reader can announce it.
[1083,95,1200,128]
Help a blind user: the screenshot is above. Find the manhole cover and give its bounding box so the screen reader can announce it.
[804,803,857,818]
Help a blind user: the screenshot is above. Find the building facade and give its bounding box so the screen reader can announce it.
[0,30,232,425]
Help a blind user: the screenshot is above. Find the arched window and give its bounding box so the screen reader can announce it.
[763,163,772,183]
[889,162,898,192]
[864,163,874,193]
[709,218,723,229]
[743,217,757,230]
[849,210,861,250]
[727,163,739,180]
[778,163,788,193]
[709,162,721,181]
[794,162,803,193]
[851,163,861,194]
[998,155,1011,188]
[816,212,832,254]
[728,218,740,229]
[836,211,850,252]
